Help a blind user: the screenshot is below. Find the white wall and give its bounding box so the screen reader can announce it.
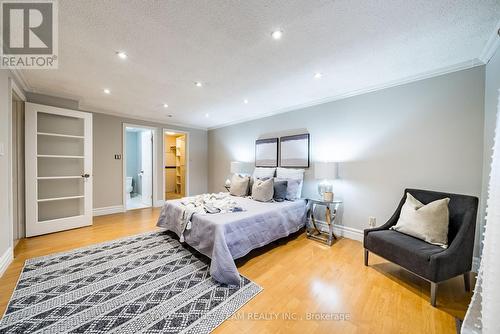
[208,67,485,246]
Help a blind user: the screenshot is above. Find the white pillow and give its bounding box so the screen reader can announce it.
[391,193,450,248]
[276,167,304,180]
[253,167,276,179]
[229,174,250,197]
[276,167,304,198]
[252,178,274,202]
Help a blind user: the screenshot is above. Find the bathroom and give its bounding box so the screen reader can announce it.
[125,127,153,210]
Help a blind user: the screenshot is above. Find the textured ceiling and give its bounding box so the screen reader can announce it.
[19,0,500,129]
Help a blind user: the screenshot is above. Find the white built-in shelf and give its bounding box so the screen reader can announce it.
[37,132,84,139]
[37,176,82,180]
[37,195,84,203]
[37,154,85,159]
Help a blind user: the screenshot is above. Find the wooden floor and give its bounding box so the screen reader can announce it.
[0,208,471,333]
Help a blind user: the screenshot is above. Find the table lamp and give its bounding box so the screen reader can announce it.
[315,161,338,201]
[225,161,246,187]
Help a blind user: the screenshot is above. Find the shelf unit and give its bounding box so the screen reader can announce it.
[37,176,82,180]
[37,132,85,139]
[37,154,85,159]
[26,103,93,236]
[37,195,85,203]
[174,136,185,196]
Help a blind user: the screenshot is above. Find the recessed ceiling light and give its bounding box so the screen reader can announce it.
[243,99,249,104]
[205,113,209,118]
[165,131,176,135]
[163,103,169,108]
[195,81,203,87]
[103,89,111,94]
[271,29,283,40]
[116,51,127,59]
[314,72,323,79]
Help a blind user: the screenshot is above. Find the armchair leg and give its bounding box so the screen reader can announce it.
[430,282,438,307]
[464,272,471,292]
[364,249,369,266]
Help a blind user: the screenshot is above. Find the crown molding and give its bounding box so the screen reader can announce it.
[9,68,30,93]
[479,20,500,64]
[208,59,484,130]
[80,104,208,131]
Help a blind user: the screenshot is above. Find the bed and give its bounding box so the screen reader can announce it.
[156,196,307,285]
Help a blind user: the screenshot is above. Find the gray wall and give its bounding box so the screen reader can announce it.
[208,67,485,241]
[92,113,208,208]
[480,47,500,254]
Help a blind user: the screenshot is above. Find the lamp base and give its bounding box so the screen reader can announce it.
[322,192,334,202]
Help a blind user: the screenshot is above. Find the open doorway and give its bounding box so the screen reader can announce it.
[124,126,154,210]
[164,130,187,200]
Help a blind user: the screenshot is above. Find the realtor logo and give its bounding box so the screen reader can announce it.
[1,0,58,68]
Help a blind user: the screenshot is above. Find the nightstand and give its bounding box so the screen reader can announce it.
[306,198,343,246]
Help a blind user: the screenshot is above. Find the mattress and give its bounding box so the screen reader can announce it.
[156,196,307,285]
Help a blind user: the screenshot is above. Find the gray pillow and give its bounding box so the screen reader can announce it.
[273,180,288,202]
[391,193,450,248]
[275,178,301,201]
[229,174,250,197]
[252,178,274,202]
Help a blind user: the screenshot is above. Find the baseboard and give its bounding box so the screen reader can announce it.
[314,220,364,242]
[0,247,13,278]
[332,224,364,242]
[93,205,125,216]
[154,199,165,207]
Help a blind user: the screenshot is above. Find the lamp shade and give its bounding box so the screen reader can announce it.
[230,161,245,174]
[314,162,338,180]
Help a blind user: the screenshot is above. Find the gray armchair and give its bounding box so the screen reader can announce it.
[363,188,478,306]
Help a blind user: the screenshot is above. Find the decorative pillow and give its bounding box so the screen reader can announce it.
[273,180,288,202]
[276,167,304,180]
[391,193,450,248]
[275,178,301,201]
[253,167,276,179]
[252,178,274,202]
[276,167,305,198]
[229,174,250,197]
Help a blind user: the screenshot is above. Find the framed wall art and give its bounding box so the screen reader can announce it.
[255,138,279,167]
[280,133,310,168]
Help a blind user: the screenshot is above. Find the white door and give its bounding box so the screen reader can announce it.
[25,103,93,237]
[141,130,153,206]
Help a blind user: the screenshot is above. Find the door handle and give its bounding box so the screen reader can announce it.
[81,173,90,178]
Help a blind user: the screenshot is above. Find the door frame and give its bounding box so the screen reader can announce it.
[7,78,26,259]
[25,103,93,237]
[122,123,158,210]
[162,128,190,202]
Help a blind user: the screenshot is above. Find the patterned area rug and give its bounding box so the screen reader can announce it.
[0,231,262,333]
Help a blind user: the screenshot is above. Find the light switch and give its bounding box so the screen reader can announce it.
[0,142,4,156]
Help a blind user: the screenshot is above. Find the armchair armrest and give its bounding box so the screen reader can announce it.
[429,210,476,282]
[364,196,406,237]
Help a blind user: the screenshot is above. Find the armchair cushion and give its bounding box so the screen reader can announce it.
[365,230,445,280]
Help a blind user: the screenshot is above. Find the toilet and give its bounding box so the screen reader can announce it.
[126,177,133,200]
